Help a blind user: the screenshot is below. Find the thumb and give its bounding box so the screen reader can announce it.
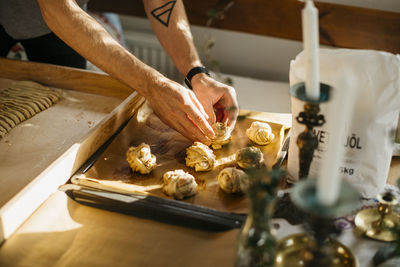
[204,103,216,125]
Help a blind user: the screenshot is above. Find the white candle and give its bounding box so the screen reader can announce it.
[302,0,320,100]
[317,87,354,206]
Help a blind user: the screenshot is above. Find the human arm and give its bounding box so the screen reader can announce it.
[37,0,214,144]
[143,0,239,127]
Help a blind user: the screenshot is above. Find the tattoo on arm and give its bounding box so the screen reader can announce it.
[150,1,177,27]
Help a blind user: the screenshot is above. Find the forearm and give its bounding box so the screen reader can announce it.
[143,0,202,76]
[37,0,167,97]
[37,0,215,144]
[143,0,238,127]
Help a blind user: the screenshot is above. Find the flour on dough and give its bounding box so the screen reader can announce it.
[217,167,249,194]
[211,122,232,149]
[236,146,264,169]
[185,141,215,171]
[126,143,157,174]
[246,121,274,145]
[162,169,197,199]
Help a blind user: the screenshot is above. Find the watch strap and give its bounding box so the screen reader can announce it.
[185,66,210,89]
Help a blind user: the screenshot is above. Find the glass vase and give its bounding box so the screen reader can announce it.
[235,169,282,267]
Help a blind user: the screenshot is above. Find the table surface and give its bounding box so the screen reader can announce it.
[0,112,399,267]
[1,186,399,267]
[0,190,241,267]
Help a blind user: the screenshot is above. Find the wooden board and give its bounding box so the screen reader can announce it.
[0,78,122,208]
[0,59,145,243]
[0,58,133,99]
[89,0,400,54]
[75,103,288,214]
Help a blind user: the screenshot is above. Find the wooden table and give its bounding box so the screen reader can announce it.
[0,59,287,267]
[0,191,240,267]
[1,58,400,267]
[1,159,399,267]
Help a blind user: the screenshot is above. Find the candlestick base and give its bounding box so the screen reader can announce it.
[275,233,358,267]
[275,179,361,266]
[355,191,400,242]
[291,178,361,218]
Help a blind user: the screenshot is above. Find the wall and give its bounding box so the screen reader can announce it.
[120,15,303,82]
[317,0,400,12]
[120,0,400,82]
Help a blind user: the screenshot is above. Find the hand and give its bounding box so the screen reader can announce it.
[191,73,239,128]
[144,77,215,145]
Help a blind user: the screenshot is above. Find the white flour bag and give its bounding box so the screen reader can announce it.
[287,49,400,198]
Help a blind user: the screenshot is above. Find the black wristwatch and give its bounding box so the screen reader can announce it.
[185,66,210,89]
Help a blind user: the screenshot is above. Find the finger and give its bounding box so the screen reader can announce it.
[226,105,238,128]
[188,91,209,120]
[169,106,212,144]
[174,120,198,142]
[183,102,215,140]
[182,114,212,145]
[214,102,238,127]
[203,103,216,125]
[215,107,224,122]
[217,93,239,128]
[161,111,211,145]
[190,92,216,127]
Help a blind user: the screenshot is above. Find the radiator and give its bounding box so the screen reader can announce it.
[123,30,182,82]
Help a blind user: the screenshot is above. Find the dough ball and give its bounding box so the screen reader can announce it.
[246,121,275,145]
[235,146,264,169]
[162,169,197,199]
[126,143,157,174]
[211,122,232,149]
[217,167,249,194]
[185,141,215,171]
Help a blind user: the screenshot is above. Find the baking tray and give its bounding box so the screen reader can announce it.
[68,102,289,216]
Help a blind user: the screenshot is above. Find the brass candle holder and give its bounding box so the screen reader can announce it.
[290,82,330,180]
[275,178,361,266]
[355,191,400,242]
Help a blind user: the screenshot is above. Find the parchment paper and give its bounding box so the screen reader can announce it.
[77,102,288,214]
